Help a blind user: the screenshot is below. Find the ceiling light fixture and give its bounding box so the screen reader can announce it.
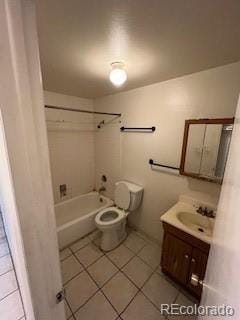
[109,62,127,87]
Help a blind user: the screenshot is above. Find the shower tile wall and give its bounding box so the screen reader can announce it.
[95,119,121,198]
[45,91,95,203]
[48,130,95,203]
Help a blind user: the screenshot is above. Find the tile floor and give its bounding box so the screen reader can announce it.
[0,212,25,320]
[60,228,198,320]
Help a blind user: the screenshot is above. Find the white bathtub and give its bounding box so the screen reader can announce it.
[55,192,113,249]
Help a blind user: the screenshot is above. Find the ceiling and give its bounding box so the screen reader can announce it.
[36,0,240,99]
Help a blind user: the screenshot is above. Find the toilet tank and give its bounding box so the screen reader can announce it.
[115,181,143,211]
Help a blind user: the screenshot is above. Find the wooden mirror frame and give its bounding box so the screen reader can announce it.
[180,118,234,183]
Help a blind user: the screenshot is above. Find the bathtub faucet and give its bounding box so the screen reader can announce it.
[98,186,106,193]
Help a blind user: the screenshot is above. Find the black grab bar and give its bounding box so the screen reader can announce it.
[120,126,156,132]
[149,159,179,171]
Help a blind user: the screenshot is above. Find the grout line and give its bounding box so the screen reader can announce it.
[117,264,160,317]
[68,231,100,254]
[139,288,167,317]
[0,214,26,318]
[173,290,181,304]
[0,266,14,278]
[69,241,92,256]
[138,265,181,319]
[136,251,161,270]
[0,288,19,302]
[0,250,10,259]
[59,253,72,263]
[71,248,105,270]
[72,249,120,316]
[62,268,85,287]
[76,230,160,317]
[122,241,147,255]
[62,229,174,319]
[65,296,77,320]
[61,244,98,311]
[118,287,141,317]
[105,252,136,271]
[66,281,101,317]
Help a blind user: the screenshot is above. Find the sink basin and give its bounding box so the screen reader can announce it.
[177,212,214,237]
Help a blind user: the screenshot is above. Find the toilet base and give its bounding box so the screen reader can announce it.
[100,220,127,251]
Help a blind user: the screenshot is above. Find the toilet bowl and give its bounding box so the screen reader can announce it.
[95,181,143,251]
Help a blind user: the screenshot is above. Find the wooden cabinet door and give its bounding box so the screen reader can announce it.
[187,248,208,297]
[162,233,192,285]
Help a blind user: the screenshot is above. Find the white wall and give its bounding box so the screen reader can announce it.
[44,91,95,203]
[94,62,240,242]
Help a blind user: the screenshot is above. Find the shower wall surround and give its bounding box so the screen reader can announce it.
[44,91,95,203]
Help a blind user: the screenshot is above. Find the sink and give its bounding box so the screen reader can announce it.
[160,196,216,244]
[177,211,214,237]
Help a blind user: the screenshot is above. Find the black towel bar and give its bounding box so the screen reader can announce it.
[149,159,179,170]
[120,126,156,132]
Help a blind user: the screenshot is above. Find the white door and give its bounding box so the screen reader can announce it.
[201,95,240,319]
[0,0,65,319]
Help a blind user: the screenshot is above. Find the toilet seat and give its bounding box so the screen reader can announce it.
[95,206,127,226]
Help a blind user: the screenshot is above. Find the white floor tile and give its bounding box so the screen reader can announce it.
[0,254,13,276]
[123,232,146,253]
[70,237,91,253]
[0,270,18,300]
[121,292,164,320]
[155,264,164,276]
[0,290,24,320]
[0,241,9,258]
[178,288,199,305]
[102,272,138,313]
[75,291,117,320]
[75,243,103,267]
[65,271,98,312]
[64,300,72,319]
[142,272,179,310]
[0,228,5,243]
[59,248,72,261]
[106,245,134,268]
[61,255,83,284]
[88,229,101,241]
[137,243,161,269]
[88,256,118,287]
[122,256,153,288]
[175,292,196,307]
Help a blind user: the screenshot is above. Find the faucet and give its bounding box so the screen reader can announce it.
[98,186,106,193]
[196,206,215,218]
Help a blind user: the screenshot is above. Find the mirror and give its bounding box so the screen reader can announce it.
[180,118,234,183]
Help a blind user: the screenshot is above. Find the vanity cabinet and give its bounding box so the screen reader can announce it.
[161,222,210,299]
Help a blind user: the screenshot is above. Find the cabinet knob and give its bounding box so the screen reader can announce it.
[184,254,189,259]
[191,258,196,263]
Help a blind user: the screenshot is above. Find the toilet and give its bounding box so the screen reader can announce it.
[95,180,143,251]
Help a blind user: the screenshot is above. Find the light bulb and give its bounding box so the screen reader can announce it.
[109,62,127,86]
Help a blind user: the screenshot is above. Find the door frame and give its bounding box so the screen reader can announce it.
[0,1,65,319]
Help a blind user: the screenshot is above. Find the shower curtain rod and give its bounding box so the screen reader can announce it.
[45,105,121,117]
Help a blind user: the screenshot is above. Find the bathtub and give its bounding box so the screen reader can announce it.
[55,192,113,249]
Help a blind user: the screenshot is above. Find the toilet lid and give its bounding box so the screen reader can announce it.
[114,182,130,210]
